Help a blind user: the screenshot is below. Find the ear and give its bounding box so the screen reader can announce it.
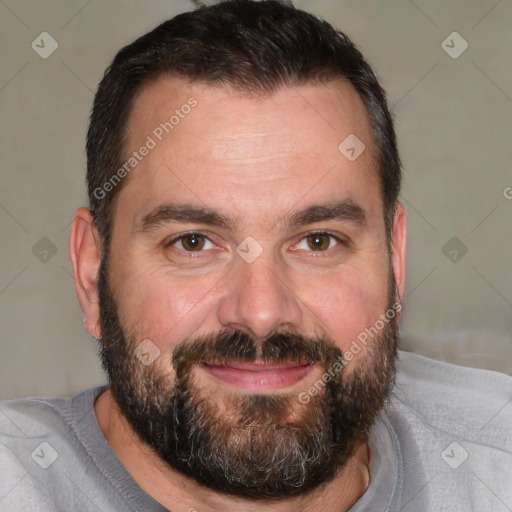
[390,202,407,301]
[68,207,102,339]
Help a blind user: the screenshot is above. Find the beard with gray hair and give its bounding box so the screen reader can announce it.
[97,258,399,500]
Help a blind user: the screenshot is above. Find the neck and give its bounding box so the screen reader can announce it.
[95,390,370,512]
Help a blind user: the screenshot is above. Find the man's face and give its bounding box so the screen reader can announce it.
[98,78,402,498]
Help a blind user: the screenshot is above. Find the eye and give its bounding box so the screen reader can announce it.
[168,233,215,252]
[293,232,342,252]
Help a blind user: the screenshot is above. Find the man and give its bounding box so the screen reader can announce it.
[1,1,511,510]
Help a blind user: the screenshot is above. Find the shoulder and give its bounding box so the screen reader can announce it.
[0,389,98,462]
[393,350,512,441]
[396,349,512,391]
[0,386,105,450]
[0,395,73,437]
[382,351,512,508]
[0,388,105,511]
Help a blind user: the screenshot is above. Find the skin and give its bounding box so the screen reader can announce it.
[69,77,406,512]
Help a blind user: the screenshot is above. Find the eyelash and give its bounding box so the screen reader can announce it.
[165,230,347,253]
[293,230,347,252]
[164,231,214,251]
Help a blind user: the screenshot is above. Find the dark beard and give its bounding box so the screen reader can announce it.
[97,258,399,500]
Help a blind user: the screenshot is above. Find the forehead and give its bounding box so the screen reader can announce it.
[118,76,381,229]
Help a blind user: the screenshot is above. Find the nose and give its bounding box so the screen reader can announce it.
[216,254,303,339]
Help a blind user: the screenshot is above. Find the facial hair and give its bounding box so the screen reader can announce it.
[97,259,399,500]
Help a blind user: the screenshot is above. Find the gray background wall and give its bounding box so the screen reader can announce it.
[1,0,511,399]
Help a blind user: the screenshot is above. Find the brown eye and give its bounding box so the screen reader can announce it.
[179,233,207,251]
[306,233,331,251]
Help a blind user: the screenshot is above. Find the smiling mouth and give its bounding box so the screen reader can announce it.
[200,360,315,391]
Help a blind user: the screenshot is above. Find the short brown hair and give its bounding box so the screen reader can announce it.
[87,0,401,252]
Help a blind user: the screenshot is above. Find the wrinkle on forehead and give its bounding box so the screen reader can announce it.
[124,76,372,159]
[115,76,382,237]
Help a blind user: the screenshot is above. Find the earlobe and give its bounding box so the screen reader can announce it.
[390,202,407,302]
[68,207,102,339]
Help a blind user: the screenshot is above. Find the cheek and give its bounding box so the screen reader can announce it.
[109,259,222,351]
[296,264,389,354]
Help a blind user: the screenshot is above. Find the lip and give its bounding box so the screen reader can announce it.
[200,361,315,391]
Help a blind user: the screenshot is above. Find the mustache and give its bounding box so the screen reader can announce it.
[171,329,343,378]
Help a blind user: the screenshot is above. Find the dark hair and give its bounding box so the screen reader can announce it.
[87,0,401,252]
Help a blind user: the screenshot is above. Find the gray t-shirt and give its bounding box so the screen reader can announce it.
[1,351,511,511]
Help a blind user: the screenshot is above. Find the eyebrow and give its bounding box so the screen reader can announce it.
[286,199,367,228]
[136,198,366,233]
[137,204,233,233]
